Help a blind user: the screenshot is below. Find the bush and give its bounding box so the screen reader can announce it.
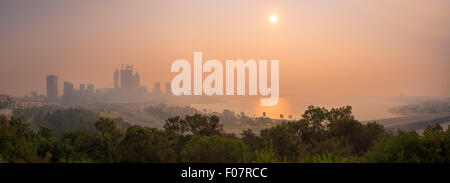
[180,135,249,162]
[120,126,176,162]
[365,131,427,163]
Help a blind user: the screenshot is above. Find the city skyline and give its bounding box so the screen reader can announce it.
[42,64,171,103]
[1,0,449,99]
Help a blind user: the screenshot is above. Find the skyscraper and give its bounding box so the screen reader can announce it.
[87,84,95,97]
[120,64,133,89]
[46,75,58,101]
[152,82,162,95]
[133,73,140,89]
[62,81,74,104]
[79,83,86,96]
[114,69,120,88]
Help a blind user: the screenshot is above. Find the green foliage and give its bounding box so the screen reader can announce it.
[0,118,37,162]
[46,108,100,136]
[38,125,54,138]
[298,152,365,163]
[1,106,448,163]
[259,105,385,162]
[260,121,306,162]
[241,129,263,151]
[365,130,427,163]
[252,141,282,163]
[59,131,98,162]
[120,126,176,162]
[364,125,449,163]
[164,116,188,136]
[0,115,8,126]
[14,107,130,136]
[422,123,450,162]
[94,117,123,162]
[164,114,223,136]
[180,135,249,163]
[12,105,63,130]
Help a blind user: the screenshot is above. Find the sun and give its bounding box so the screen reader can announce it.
[270,14,277,23]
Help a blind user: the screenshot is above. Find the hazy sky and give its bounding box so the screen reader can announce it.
[1,0,449,98]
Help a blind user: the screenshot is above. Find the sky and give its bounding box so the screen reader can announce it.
[0,0,449,98]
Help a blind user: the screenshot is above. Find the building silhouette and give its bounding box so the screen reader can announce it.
[47,65,151,104]
[133,72,140,89]
[114,69,120,89]
[152,82,161,96]
[87,84,95,97]
[46,75,58,101]
[62,81,74,103]
[120,64,133,89]
[110,64,147,101]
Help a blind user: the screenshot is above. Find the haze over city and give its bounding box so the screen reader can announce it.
[1,0,450,166]
[1,0,449,98]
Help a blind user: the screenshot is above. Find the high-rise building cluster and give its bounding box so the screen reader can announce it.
[47,65,172,104]
[109,64,148,101]
[61,82,95,104]
[45,64,172,105]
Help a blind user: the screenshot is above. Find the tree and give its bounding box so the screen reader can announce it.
[327,106,354,122]
[0,115,8,127]
[164,116,188,136]
[60,131,98,162]
[185,114,223,136]
[180,135,249,162]
[365,131,427,163]
[0,118,37,162]
[253,141,282,163]
[94,117,122,162]
[44,108,100,136]
[241,129,263,151]
[301,105,328,136]
[121,126,176,162]
[260,121,306,162]
[38,125,54,138]
[422,123,449,162]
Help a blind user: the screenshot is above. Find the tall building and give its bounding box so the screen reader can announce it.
[108,65,148,101]
[46,75,58,101]
[87,84,95,97]
[63,81,74,103]
[133,73,140,88]
[79,83,86,96]
[114,69,120,88]
[152,82,161,95]
[120,64,133,89]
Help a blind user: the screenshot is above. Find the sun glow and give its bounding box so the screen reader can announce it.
[270,14,277,23]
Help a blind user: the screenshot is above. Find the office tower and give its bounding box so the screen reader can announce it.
[80,83,86,96]
[140,86,148,97]
[120,64,133,89]
[133,73,140,88]
[63,82,74,97]
[46,75,58,101]
[87,84,95,96]
[63,81,74,103]
[152,82,161,95]
[114,69,120,88]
